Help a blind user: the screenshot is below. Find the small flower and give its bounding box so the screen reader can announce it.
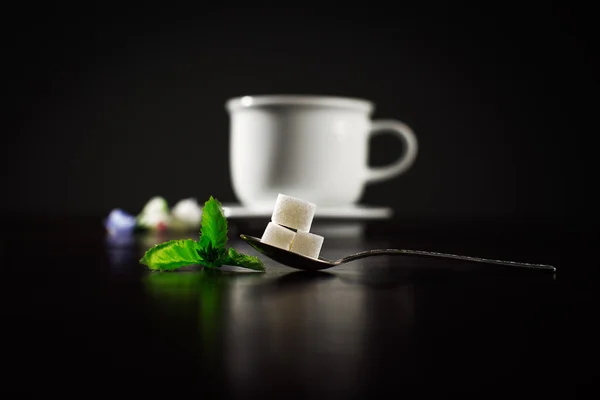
[171,198,202,229]
[141,196,169,215]
[104,208,137,236]
[137,210,170,231]
[137,196,171,231]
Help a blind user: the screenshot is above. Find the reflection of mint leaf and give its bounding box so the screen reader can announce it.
[198,196,228,251]
[224,247,265,271]
[140,239,201,271]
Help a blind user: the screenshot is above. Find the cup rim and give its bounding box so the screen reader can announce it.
[225,94,374,112]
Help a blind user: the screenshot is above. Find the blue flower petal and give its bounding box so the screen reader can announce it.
[104,208,137,236]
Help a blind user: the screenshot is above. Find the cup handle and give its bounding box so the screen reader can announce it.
[366,119,418,184]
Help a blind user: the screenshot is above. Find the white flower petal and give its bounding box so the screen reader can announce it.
[141,196,168,215]
[171,198,202,226]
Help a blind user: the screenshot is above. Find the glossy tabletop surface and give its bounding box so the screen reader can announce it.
[2,215,595,396]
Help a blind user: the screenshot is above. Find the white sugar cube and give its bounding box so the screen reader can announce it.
[290,231,324,259]
[271,193,316,232]
[260,222,296,250]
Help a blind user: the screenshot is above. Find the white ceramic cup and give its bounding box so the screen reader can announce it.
[226,95,418,208]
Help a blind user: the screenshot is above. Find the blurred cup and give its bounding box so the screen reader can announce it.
[226,94,418,208]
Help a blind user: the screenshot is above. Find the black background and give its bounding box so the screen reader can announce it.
[2,4,599,395]
[5,3,595,230]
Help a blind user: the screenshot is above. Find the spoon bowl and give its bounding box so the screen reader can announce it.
[239,234,556,273]
[240,234,333,271]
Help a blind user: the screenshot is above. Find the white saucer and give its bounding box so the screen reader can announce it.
[221,203,393,220]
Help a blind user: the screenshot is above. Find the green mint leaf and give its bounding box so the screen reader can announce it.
[223,247,265,271]
[198,196,228,252]
[139,195,266,273]
[140,239,202,271]
[197,244,228,268]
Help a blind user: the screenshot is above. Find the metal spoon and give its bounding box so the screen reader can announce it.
[239,234,556,273]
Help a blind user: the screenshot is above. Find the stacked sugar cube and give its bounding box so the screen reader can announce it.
[260,194,324,259]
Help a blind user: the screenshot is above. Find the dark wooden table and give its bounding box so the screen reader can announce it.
[1,215,596,396]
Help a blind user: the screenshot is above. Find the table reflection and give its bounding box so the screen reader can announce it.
[99,219,560,393]
[141,264,416,395]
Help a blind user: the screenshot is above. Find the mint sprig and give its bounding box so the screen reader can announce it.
[139,239,202,271]
[140,196,264,272]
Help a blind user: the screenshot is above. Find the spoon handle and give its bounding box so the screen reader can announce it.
[340,249,555,272]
